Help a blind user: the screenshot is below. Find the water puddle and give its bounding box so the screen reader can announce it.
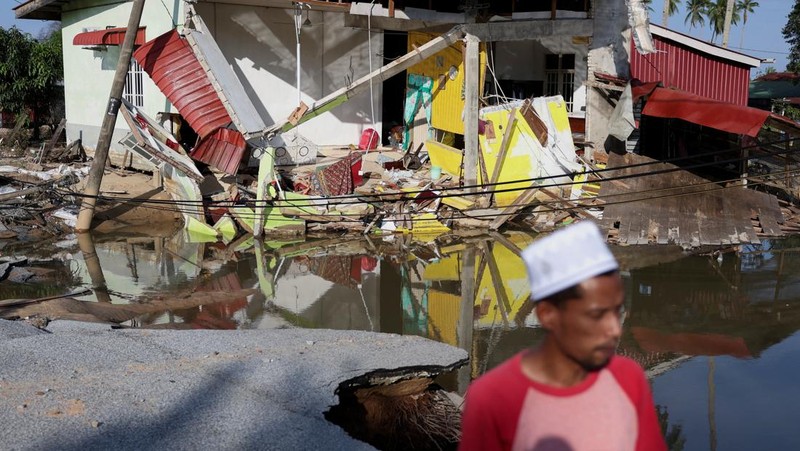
[3,230,800,448]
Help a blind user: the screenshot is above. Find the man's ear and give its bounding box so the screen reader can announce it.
[535,301,559,331]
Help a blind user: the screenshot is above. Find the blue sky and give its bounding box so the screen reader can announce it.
[646,0,792,74]
[1,1,793,73]
[1,2,55,37]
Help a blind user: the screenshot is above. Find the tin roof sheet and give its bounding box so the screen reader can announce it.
[133,29,231,140]
[191,128,246,175]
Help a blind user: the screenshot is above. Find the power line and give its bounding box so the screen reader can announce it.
[55,134,798,211]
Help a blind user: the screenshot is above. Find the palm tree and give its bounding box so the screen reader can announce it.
[663,0,681,26]
[738,0,759,48]
[721,0,735,46]
[707,0,740,44]
[684,0,710,31]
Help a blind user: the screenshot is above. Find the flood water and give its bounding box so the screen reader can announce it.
[2,230,800,450]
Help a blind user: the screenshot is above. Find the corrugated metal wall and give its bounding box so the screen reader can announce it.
[630,35,751,106]
[406,32,486,135]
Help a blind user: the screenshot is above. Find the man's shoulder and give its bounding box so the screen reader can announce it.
[608,355,646,376]
[468,353,524,396]
[606,355,649,399]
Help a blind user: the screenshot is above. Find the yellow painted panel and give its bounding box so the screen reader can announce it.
[473,234,536,329]
[407,32,486,135]
[424,254,460,281]
[479,107,544,207]
[420,233,537,329]
[395,213,451,241]
[427,289,461,346]
[426,140,463,177]
[547,99,571,132]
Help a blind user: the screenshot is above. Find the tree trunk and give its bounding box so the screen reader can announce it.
[662,3,669,26]
[722,0,735,48]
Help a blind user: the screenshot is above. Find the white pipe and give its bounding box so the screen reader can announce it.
[295,6,302,109]
[296,38,301,107]
[365,0,377,155]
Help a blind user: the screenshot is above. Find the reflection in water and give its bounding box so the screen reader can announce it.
[3,231,800,448]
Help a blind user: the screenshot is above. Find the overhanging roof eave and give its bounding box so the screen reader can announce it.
[649,24,761,68]
[14,0,65,21]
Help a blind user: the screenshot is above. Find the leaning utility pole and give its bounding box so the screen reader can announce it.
[75,0,147,232]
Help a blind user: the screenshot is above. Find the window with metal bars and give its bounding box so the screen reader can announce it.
[123,59,144,107]
[544,53,575,112]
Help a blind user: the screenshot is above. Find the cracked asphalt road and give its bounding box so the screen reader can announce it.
[0,320,467,451]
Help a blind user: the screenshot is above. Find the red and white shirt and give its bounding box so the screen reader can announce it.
[459,354,667,451]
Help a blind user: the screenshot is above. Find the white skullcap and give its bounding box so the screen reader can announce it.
[522,221,618,301]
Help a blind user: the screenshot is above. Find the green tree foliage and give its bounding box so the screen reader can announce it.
[738,0,759,47]
[706,0,742,43]
[784,0,800,73]
[684,0,710,30]
[0,26,63,121]
[656,405,686,451]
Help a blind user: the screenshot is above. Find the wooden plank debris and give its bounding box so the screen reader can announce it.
[0,288,92,309]
[40,118,67,162]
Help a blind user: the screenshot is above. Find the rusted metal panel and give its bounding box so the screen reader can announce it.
[630,35,752,106]
[72,27,146,46]
[133,29,231,139]
[191,128,246,175]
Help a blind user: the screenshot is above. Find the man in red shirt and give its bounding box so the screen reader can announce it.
[459,221,667,451]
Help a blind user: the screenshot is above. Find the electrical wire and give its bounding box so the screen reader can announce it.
[52,135,800,213]
[44,164,800,226]
[6,137,799,228]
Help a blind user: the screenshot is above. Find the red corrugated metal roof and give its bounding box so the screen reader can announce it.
[631,33,751,106]
[191,128,246,174]
[133,29,232,140]
[642,88,769,137]
[73,27,146,46]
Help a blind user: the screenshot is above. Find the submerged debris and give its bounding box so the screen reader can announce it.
[327,368,464,451]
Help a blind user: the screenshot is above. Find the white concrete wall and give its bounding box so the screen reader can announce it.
[196,3,383,146]
[493,37,588,113]
[60,0,180,157]
[586,0,633,155]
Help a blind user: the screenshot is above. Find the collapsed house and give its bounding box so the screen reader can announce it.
[15,0,800,247]
[12,0,650,240]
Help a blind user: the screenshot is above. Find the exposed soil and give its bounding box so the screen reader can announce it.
[73,170,183,234]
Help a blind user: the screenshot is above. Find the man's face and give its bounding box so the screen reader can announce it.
[543,274,625,371]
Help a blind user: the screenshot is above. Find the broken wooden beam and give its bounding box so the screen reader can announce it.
[488,108,518,206]
[538,188,592,219]
[40,118,66,162]
[489,185,539,230]
[264,25,466,136]
[0,288,93,309]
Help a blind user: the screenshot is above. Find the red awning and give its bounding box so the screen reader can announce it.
[631,81,660,102]
[73,27,146,47]
[642,87,770,137]
[632,327,751,358]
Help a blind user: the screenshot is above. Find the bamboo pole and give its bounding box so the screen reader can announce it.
[75,0,147,232]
